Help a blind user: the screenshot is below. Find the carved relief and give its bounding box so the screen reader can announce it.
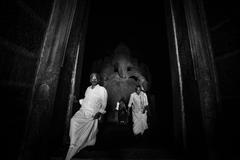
[92,43,151,122]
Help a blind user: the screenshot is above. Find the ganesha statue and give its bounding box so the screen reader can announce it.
[92,43,151,122]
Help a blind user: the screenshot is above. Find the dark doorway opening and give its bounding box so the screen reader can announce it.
[75,0,176,157]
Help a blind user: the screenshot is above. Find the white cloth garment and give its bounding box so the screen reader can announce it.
[65,84,107,160]
[128,91,148,135]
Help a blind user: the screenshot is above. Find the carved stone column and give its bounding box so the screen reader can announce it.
[165,0,219,159]
[18,0,79,159]
[61,0,90,148]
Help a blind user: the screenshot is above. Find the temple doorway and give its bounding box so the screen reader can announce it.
[76,0,175,155]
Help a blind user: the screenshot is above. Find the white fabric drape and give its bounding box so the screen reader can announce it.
[128,91,148,135]
[132,111,148,135]
[65,84,107,160]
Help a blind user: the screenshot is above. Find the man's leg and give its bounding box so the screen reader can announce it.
[65,145,77,160]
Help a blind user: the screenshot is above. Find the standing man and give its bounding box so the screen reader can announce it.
[65,73,108,160]
[128,85,149,136]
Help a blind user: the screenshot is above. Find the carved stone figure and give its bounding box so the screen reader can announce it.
[92,43,151,122]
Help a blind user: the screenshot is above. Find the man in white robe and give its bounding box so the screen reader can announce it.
[65,73,108,160]
[128,85,149,136]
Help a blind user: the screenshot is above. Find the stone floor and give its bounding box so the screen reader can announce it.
[50,122,182,160]
[51,147,180,160]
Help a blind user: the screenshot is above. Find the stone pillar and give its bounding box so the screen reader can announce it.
[18,0,80,159]
[165,0,219,159]
[61,0,90,148]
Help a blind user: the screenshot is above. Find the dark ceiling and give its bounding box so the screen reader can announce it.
[203,0,240,56]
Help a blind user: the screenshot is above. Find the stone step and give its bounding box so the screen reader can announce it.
[51,147,180,160]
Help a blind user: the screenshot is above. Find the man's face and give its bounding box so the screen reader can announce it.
[90,74,98,86]
[136,87,141,94]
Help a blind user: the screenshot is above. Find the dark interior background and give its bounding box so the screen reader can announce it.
[0,0,239,159]
[77,0,174,150]
[0,0,54,159]
[203,0,240,158]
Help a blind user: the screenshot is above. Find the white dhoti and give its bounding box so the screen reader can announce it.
[128,91,149,135]
[132,111,148,135]
[65,109,98,160]
[69,109,98,151]
[65,84,108,160]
